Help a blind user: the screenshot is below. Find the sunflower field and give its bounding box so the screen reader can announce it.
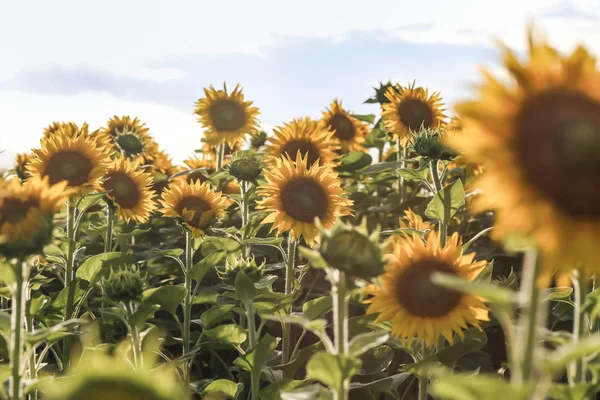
[2,27,600,400]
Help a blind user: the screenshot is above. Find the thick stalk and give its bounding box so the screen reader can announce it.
[399,145,409,203]
[571,271,588,383]
[216,144,226,171]
[63,200,76,365]
[418,375,428,400]
[10,261,26,400]
[282,235,297,364]
[246,300,259,400]
[332,270,349,400]
[26,288,37,400]
[128,303,142,368]
[182,231,193,389]
[518,248,541,382]
[430,159,447,247]
[104,206,114,253]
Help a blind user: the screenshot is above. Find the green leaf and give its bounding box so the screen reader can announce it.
[50,279,88,317]
[428,328,488,367]
[473,261,494,284]
[302,296,333,321]
[113,228,151,241]
[233,272,257,302]
[349,374,411,394]
[0,313,11,338]
[189,250,227,283]
[462,227,494,252]
[28,292,50,317]
[261,380,306,400]
[234,334,279,373]
[351,114,376,124]
[201,379,243,400]
[200,305,236,328]
[337,152,373,172]
[281,384,330,400]
[76,192,106,214]
[547,383,600,400]
[306,352,361,390]
[431,271,516,308]
[425,179,466,225]
[26,319,81,345]
[357,161,404,175]
[546,287,574,301]
[0,262,15,286]
[239,237,283,246]
[129,304,160,329]
[147,248,184,258]
[200,237,241,257]
[76,252,131,285]
[432,374,532,400]
[203,324,247,347]
[348,331,389,357]
[142,285,187,315]
[546,336,600,374]
[193,290,219,305]
[298,247,329,270]
[398,167,430,182]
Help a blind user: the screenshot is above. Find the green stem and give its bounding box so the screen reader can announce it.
[104,206,114,253]
[332,270,349,400]
[282,235,297,364]
[128,303,143,368]
[430,159,447,247]
[10,260,27,400]
[572,271,588,384]
[378,147,384,163]
[246,300,259,400]
[182,231,193,390]
[216,143,226,170]
[240,181,251,258]
[518,248,541,382]
[418,374,429,400]
[399,144,409,202]
[26,293,37,400]
[63,200,76,365]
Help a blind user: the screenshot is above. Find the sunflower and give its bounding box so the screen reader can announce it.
[266,117,340,167]
[382,82,447,144]
[321,99,369,152]
[0,176,71,258]
[400,208,433,231]
[256,152,353,244]
[160,180,230,237]
[201,141,243,162]
[180,155,216,184]
[14,152,32,181]
[449,28,600,280]
[194,83,260,147]
[140,150,179,196]
[96,158,156,223]
[97,115,159,162]
[364,231,489,348]
[443,117,484,181]
[43,121,80,139]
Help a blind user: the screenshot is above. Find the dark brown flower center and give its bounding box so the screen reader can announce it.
[395,259,462,318]
[398,98,435,132]
[176,196,211,228]
[515,89,600,218]
[280,178,328,223]
[329,114,356,141]
[209,100,246,132]
[0,198,36,225]
[280,139,321,166]
[104,172,140,209]
[46,150,93,186]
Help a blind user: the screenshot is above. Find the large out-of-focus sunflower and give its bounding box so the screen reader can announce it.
[0,176,71,258]
[382,82,447,144]
[266,117,340,167]
[194,84,260,147]
[321,99,369,152]
[28,127,111,196]
[14,153,32,181]
[256,152,353,244]
[365,231,489,348]
[96,158,156,223]
[97,115,159,163]
[160,180,230,237]
[449,29,600,280]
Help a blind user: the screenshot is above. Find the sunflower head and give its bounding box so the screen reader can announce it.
[266,117,340,167]
[14,153,32,181]
[250,130,268,149]
[98,116,159,162]
[99,265,146,304]
[40,331,187,400]
[28,128,111,197]
[256,152,353,245]
[364,232,489,348]
[411,127,457,161]
[43,121,80,139]
[229,156,262,183]
[369,81,401,104]
[194,83,260,147]
[0,176,71,258]
[97,158,156,223]
[140,150,178,196]
[217,256,265,286]
[180,155,216,185]
[449,28,600,277]
[382,82,447,145]
[321,99,370,152]
[160,179,230,237]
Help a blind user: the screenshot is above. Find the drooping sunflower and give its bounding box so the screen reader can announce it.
[382,82,447,144]
[14,152,32,181]
[160,179,230,237]
[0,176,71,258]
[256,152,353,244]
[96,158,156,223]
[194,83,260,147]
[28,127,111,196]
[365,231,489,348]
[449,28,600,280]
[266,117,340,167]
[321,99,369,152]
[97,115,159,162]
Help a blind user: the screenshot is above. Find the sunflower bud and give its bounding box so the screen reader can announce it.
[412,128,456,161]
[99,267,145,304]
[229,158,261,182]
[250,131,268,149]
[217,256,265,286]
[373,81,400,104]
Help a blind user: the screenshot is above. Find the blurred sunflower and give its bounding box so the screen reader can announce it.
[443,117,484,181]
[140,150,179,196]
[266,117,340,167]
[0,176,71,258]
[256,152,353,244]
[382,82,446,144]
[43,121,80,139]
[98,115,159,162]
[181,155,216,184]
[160,180,230,237]
[365,231,488,348]
[97,158,156,223]
[400,208,433,231]
[14,153,32,181]
[194,83,260,147]
[321,99,369,152]
[449,28,600,279]
[28,127,111,196]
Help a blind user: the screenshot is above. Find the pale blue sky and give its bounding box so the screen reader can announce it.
[1,0,599,168]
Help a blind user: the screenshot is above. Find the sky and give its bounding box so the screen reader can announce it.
[1,0,600,169]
